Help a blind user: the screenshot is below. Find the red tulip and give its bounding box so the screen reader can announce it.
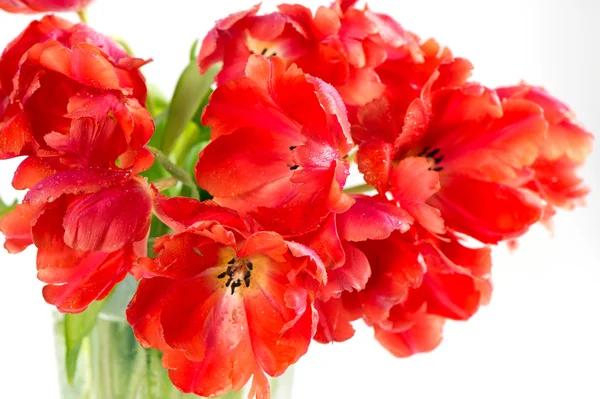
[0,15,150,161]
[497,84,594,224]
[0,15,154,312]
[198,1,420,107]
[1,170,152,313]
[127,195,325,399]
[355,59,546,244]
[307,194,491,358]
[0,0,94,13]
[196,55,354,235]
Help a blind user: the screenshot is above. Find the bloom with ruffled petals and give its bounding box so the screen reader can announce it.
[0,15,154,312]
[198,1,419,106]
[356,60,546,243]
[127,195,324,399]
[0,0,93,13]
[311,193,492,357]
[196,55,354,235]
[1,168,152,313]
[496,84,594,223]
[0,15,150,160]
[305,195,417,343]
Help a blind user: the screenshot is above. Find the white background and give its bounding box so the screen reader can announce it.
[1,1,599,398]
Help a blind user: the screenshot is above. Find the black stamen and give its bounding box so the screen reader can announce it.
[271,52,277,57]
[417,146,430,157]
[225,277,233,287]
[231,280,242,295]
[244,277,250,287]
[289,146,297,151]
[427,148,440,158]
[290,165,299,171]
[247,262,253,270]
[261,48,268,56]
[433,166,443,172]
[228,258,236,265]
[217,271,227,279]
[434,155,444,164]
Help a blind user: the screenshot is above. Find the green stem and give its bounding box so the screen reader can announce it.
[77,9,88,24]
[93,321,115,399]
[125,345,147,399]
[148,146,199,199]
[343,183,375,194]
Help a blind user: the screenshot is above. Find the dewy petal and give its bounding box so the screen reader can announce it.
[12,156,61,190]
[201,65,300,140]
[160,274,224,360]
[244,282,314,377]
[441,97,547,182]
[24,168,131,206]
[354,233,424,324]
[335,67,386,107]
[34,42,122,92]
[153,193,247,234]
[314,296,360,343]
[337,195,413,242]
[389,157,445,235]
[41,248,132,313]
[0,203,36,253]
[529,157,590,211]
[420,272,483,321]
[0,15,73,93]
[297,214,345,270]
[0,111,36,159]
[374,312,445,357]
[33,198,134,313]
[46,93,154,167]
[196,127,295,200]
[430,173,543,244]
[62,178,151,252]
[238,231,288,262]
[198,4,261,74]
[162,294,258,398]
[147,232,231,280]
[126,276,174,350]
[356,139,393,193]
[319,242,371,301]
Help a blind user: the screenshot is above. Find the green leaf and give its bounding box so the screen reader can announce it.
[64,298,109,385]
[146,85,170,119]
[189,39,200,61]
[0,197,17,218]
[171,122,201,166]
[161,61,220,154]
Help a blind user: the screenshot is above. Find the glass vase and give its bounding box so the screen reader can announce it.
[52,278,294,399]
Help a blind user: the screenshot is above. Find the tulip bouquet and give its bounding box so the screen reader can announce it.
[0,0,593,398]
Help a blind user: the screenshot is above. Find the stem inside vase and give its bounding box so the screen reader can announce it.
[53,311,294,399]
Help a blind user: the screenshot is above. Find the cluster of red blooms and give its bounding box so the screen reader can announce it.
[0,1,593,399]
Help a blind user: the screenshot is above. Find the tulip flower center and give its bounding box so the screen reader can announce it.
[417,146,444,171]
[246,37,281,58]
[217,257,253,295]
